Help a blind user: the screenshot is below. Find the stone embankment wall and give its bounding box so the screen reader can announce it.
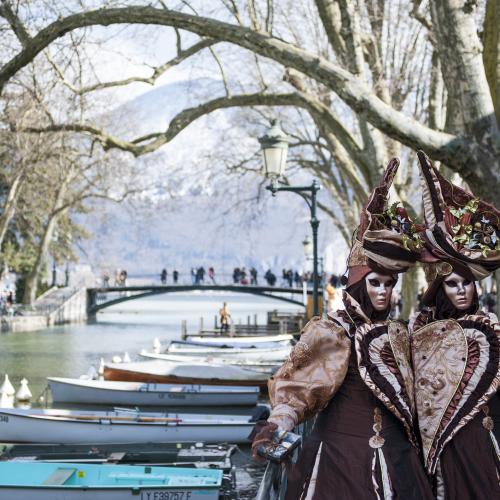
[1,287,88,333]
[47,287,87,326]
[0,315,47,333]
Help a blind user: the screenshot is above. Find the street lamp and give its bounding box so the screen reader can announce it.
[259,120,322,316]
[302,236,313,261]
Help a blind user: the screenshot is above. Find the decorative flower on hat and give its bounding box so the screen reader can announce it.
[416,150,500,280]
[373,202,424,253]
[351,158,423,274]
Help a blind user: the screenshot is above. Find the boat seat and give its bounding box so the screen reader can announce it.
[106,452,126,463]
[43,467,76,485]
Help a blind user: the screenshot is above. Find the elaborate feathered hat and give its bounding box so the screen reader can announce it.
[417,151,500,281]
[344,158,423,286]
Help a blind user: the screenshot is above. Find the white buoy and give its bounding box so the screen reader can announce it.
[112,355,122,364]
[0,374,15,397]
[98,358,105,376]
[0,392,13,408]
[15,378,32,402]
[153,337,162,353]
[123,352,131,363]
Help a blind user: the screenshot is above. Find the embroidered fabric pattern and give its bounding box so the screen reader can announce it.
[356,323,417,445]
[369,408,394,500]
[432,317,500,462]
[387,321,415,415]
[412,316,500,473]
[411,320,467,469]
[289,341,312,369]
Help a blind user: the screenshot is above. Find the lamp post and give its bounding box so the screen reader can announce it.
[259,119,322,316]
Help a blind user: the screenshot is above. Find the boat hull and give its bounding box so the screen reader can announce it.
[48,378,260,406]
[185,334,292,345]
[103,360,270,389]
[140,352,278,373]
[0,462,221,500]
[167,343,290,361]
[0,409,254,444]
[0,486,218,499]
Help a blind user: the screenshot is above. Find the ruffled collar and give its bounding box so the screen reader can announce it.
[328,291,385,337]
[410,306,489,331]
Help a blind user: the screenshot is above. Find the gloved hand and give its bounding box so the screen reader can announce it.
[250,420,278,463]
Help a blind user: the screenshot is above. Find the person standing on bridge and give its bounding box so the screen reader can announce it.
[208,267,216,284]
[219,302,231,334]
[173,270,179,284]
[250,267,258,285]
[160,268,167,285]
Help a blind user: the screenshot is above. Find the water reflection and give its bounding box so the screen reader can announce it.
[0,292,300,499]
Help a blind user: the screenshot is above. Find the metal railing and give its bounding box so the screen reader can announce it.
[103,272,319,289]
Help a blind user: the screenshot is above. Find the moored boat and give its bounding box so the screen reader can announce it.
[0,462,222,499]
[48,377,260,406]
[0,442,236,469]
[140,352,280,373]
[184,333,293,345]
[166,341,290,360]
[103,359,270,388]
[0,407,263,444]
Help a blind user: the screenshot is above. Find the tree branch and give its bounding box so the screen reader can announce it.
[0,6,455,156]
[0,0,31,47]
[49,37,216,95]
[18,91,368,167]
[0,5,496,198]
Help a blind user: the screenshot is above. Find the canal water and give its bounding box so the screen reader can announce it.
[0,291,301,498]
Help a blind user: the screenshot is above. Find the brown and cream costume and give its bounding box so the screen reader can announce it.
[262,160,433,499]
[409,152,500,499]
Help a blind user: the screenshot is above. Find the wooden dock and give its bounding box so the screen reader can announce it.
[181,310,305,339]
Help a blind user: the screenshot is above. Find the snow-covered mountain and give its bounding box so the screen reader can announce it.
[80,78,349,278]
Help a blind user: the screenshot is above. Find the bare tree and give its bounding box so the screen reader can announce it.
[1,0,499,313]
[0,1,496,199]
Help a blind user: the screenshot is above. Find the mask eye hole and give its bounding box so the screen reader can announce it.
[444,280,457,288]
[463,279,471,286]
[384,280,394,288]
[368,279,380,287]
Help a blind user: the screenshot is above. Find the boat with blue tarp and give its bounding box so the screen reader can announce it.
[0,461,222,499]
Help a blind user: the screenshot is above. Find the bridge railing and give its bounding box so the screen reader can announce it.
[101,273,320,289]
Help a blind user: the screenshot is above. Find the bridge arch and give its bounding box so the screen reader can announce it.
[87,284,307,315]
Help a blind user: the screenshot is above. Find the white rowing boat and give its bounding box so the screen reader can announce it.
[103,359,270,388]
[140,352,281,373]
[167,341,291,361]
[48,377,260,406]
[185,334,293,345]
[0,407,261,444]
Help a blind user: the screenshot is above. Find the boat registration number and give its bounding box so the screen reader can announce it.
[141,492,193,500]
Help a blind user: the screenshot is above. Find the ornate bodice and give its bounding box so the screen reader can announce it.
[411,313,500,474]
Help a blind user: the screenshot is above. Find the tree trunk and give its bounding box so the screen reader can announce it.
[483,0,500,126]
[0,171,25,249]
[22,213,58,305]
[22,171,72,305]
[401,265,419,319]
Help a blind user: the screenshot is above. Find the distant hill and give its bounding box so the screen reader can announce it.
[79,78,348,278]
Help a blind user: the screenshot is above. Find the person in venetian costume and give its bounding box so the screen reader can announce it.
[410,152,500,499]
[251,160,433,500]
